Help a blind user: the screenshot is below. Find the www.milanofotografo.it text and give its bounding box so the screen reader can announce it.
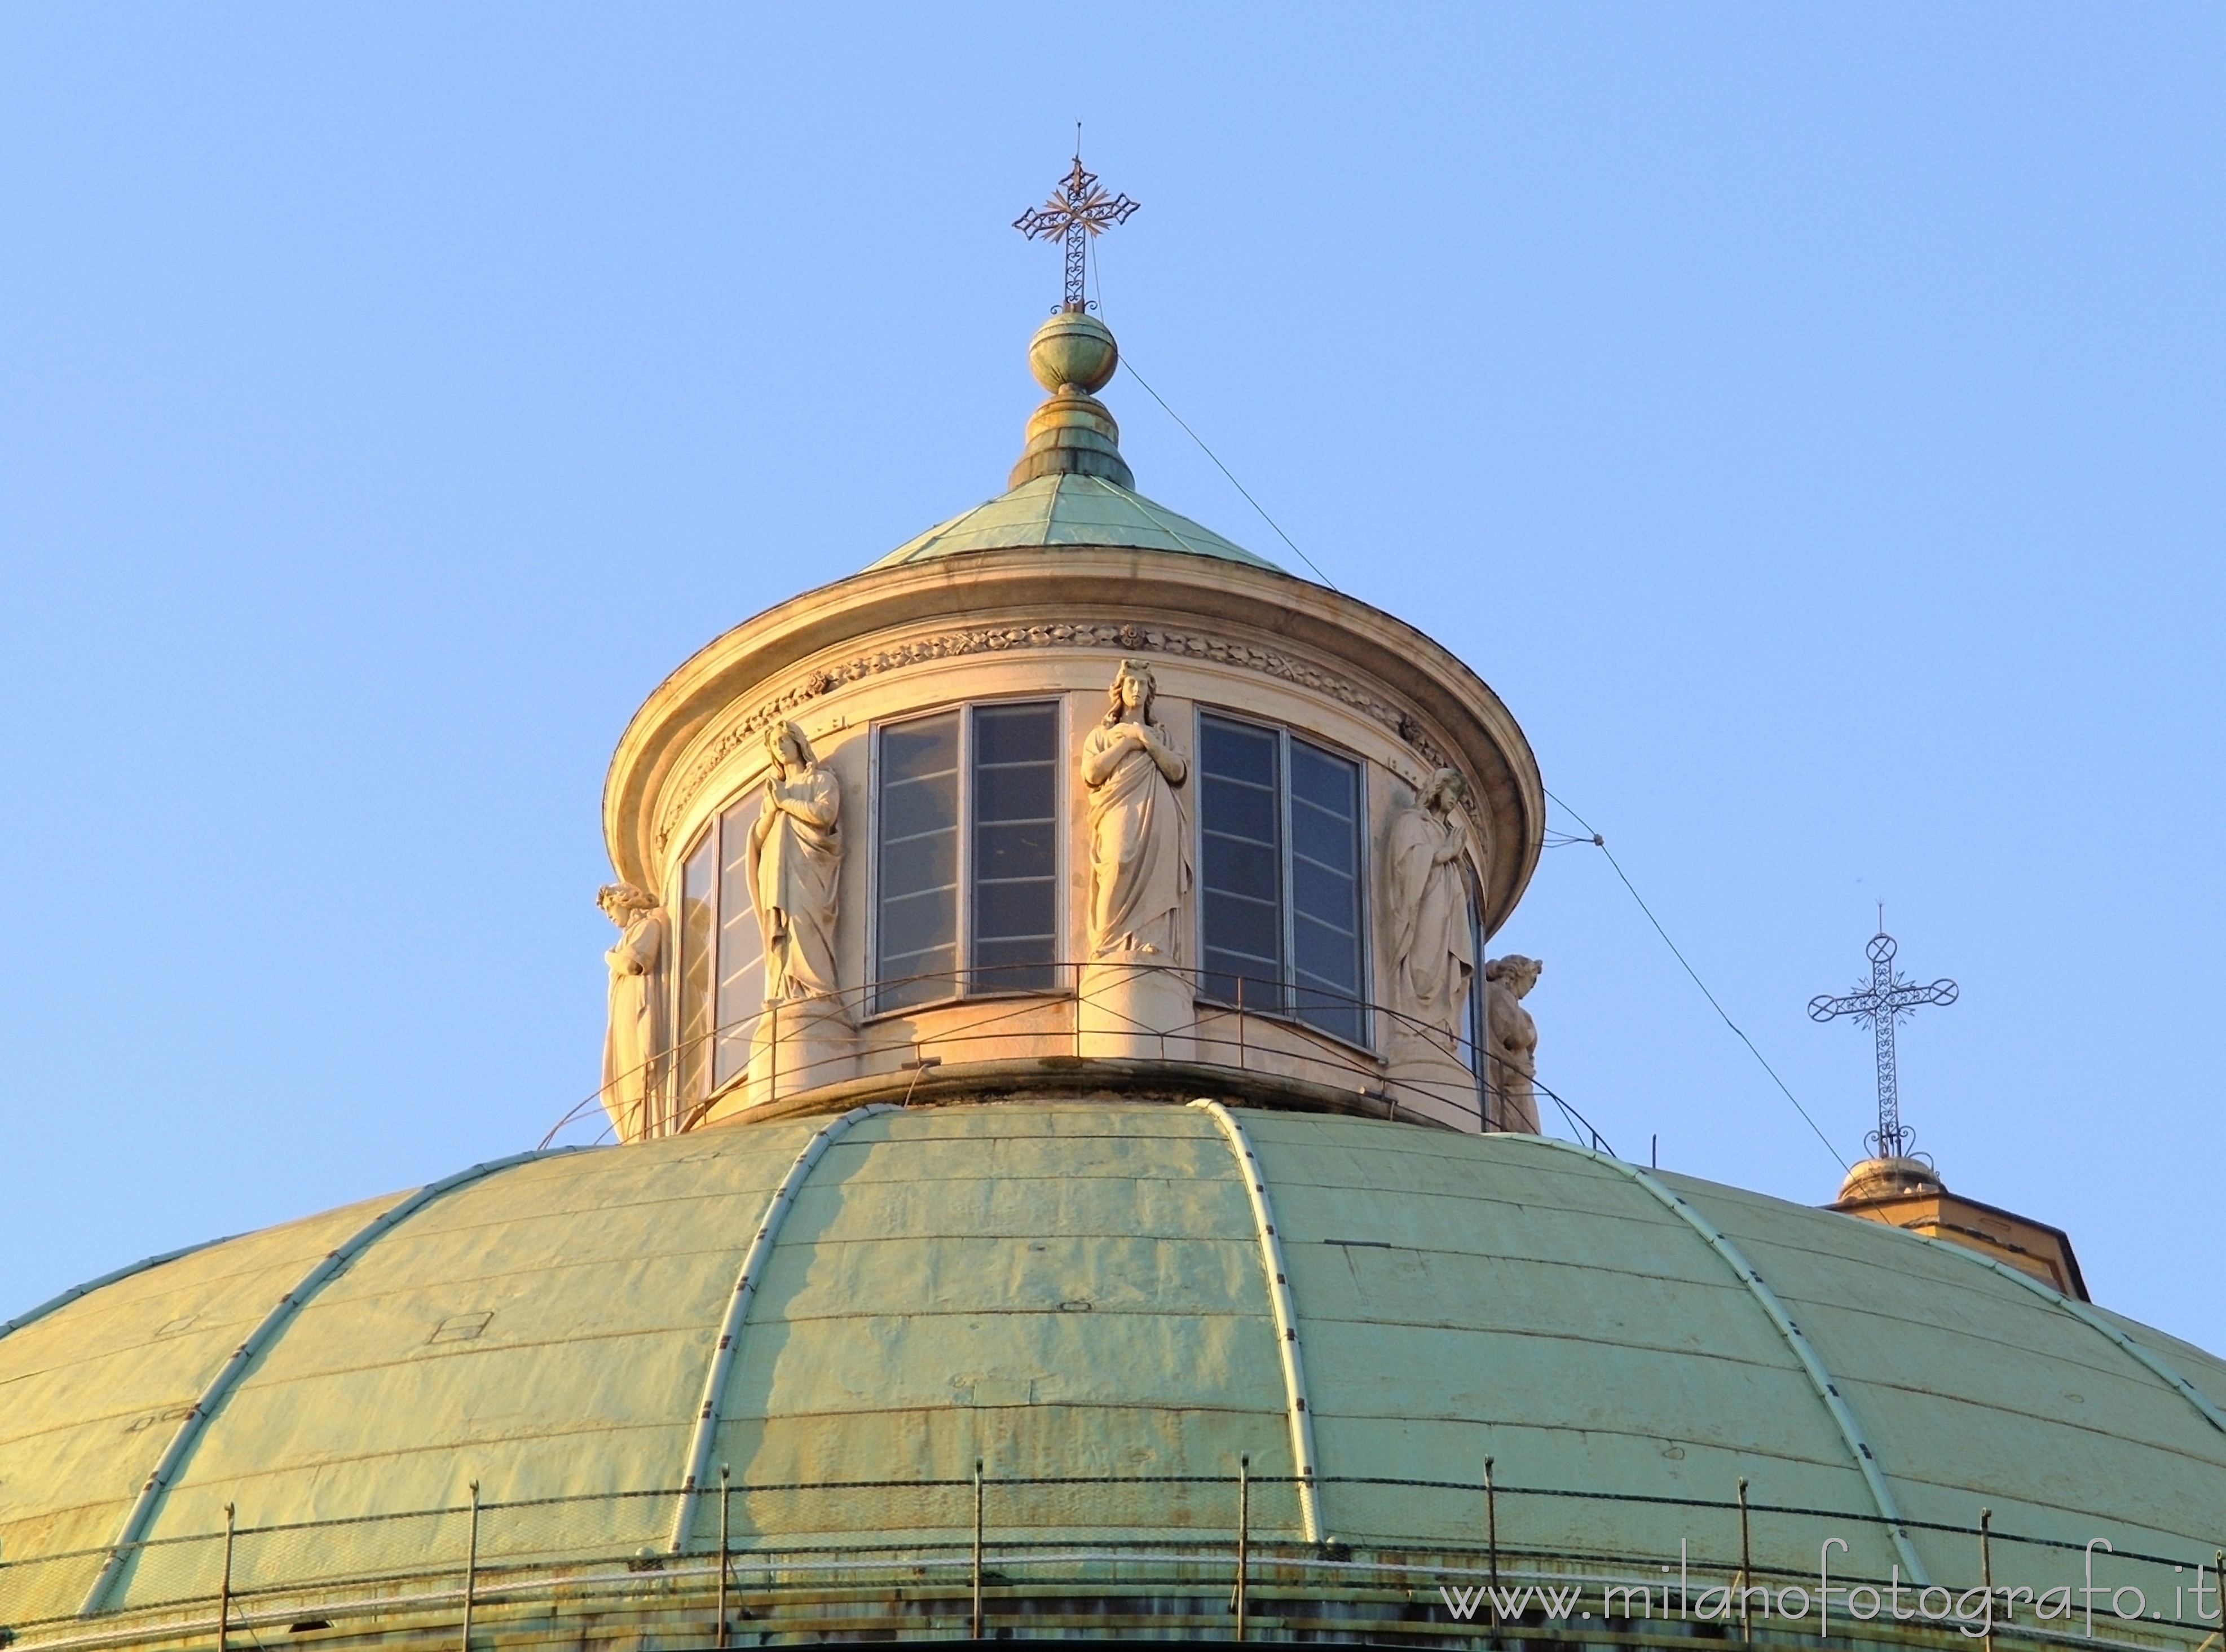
[1438,1541,2221,1640]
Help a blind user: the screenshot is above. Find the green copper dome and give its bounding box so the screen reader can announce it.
[871,472,1281,570]
[5,1100,2224,1644]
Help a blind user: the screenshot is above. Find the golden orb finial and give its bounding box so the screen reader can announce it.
[1028,310,1119,394]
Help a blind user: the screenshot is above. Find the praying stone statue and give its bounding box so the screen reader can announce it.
[1385,769,1476,1056]
[747,720,845,1011]
[597,882,667,1140]
[1485,954,1545,1135]
[1080,659,1190,960]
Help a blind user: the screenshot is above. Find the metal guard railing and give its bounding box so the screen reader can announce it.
[2,1473,2219,1650]
[544,959,1614,1155]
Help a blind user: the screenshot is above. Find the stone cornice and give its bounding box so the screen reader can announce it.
[652,618,1479,858]
[605,546,1544,932]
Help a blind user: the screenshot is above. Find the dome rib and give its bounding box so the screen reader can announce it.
[14,1105,2226,1635]
[0,1236,232,1343]
[1191,1100,1322,1544]
[1910,1228,2226,1439]
[1533,1139,1931,1585]
[77,1148,563,1615]
[1108,479,1244,562]
[667,1104,894,1553]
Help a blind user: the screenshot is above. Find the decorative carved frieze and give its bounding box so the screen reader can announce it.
[657,621,1475,852]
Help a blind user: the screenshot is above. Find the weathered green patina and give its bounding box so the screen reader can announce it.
[6,1100,2223,1644]
[871,473,1282,570]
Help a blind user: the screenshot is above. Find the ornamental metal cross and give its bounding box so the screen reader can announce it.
[1013,148,1140,312]
[1809,923,1959,1161]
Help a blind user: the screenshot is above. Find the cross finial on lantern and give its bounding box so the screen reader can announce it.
[1013,133,1140,313]
[1809,920,1959,1161]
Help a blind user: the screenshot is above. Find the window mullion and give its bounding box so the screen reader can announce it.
[1279,728,1297,1015]
[711,810,727,1115]
[1357,761,1374,1050]
[958,707,974,994]
[706,811,724,1125]
[866,725,880,1006]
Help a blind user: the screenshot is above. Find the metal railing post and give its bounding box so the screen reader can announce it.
[1483,1457,1499,1627]
[461,1480,479,1652]
[1735,1477,1751,1638]
[971,1459,985,1639]
[23,1466,2135,1647]
[717,1463,731,1649]
[217,1503,234,1652]
[1234,1456,1250,1641]
[1980,1507,1994,1652]
[1236,976,1247,1071]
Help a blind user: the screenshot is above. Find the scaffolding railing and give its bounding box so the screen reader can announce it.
[4,1472,2218,1650]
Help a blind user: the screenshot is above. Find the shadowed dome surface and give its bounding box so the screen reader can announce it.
[5,1100,2224,1632]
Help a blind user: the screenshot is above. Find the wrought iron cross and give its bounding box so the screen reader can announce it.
[1013,149,1140,312]
[1809,924,1959,1161]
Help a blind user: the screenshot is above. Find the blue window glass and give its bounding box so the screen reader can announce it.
[970,702,1060,994]
[712,797,765,1090]
[1200,717,1284,1012]
[875,711,961,1012]
[674,828,717,1117]
[1289,741,1363,1044]
[1200,715,1367,1045]
[876,702,1062,1012]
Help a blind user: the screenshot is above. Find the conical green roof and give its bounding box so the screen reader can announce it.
[870,472,1282,571]
[870,310,1285,574]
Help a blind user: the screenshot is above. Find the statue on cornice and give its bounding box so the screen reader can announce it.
[1081,659,1191,960]
[1485,954,1545,1135]
[748,720,847,1014]
[1386,768,1477,1058]
[597,882,667,1139]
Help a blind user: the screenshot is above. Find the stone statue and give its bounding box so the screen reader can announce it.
[1485,954,1545,1134]
[1080,659,1190,959]
[747,720,845,1012]
[597,882,667,1140]
[1385,769,1476,1056]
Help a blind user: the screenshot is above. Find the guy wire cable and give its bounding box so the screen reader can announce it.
[1089,243,1340,591]
[1546,787,1850,1173]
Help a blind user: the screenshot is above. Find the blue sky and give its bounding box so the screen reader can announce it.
[2,6,2220,1351]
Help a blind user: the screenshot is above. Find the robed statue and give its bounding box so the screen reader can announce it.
[1385,768,1476,1056]
[597,882,667,1139]
[1485,954,1545,1134]
[1081,659,1190,959]
[747,720,845,1011]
